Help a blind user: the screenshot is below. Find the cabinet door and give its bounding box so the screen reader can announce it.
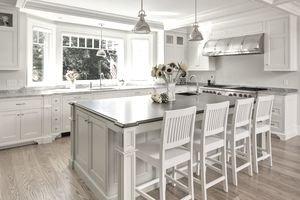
[188,41,215,71]
[89,117,108,190]
[75,110,90,171]
[264,17,289,71]
[63,95,91,132]
[0,111,20,143]
[20,109,42,140]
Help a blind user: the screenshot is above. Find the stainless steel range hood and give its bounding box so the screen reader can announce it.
[202,33,264,56]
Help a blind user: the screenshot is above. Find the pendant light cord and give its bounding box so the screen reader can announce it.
[195,0,197,24]
[100,23,103,50]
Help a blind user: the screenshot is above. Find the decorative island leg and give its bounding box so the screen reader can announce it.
[70,103,76,169]
[115,127,137,200]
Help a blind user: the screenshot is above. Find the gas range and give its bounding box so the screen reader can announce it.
[202,85,268,98]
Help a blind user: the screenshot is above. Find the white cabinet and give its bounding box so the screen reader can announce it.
[75,110,90,171]
[62,94,92,132]
[20,109,42,139]
[264,15,298,71]
[0,111,20,143]
[0,8,18,70]
[187,40,216,71]
[165,32,187,64]
[271,94,298,140]
[0,97,43,145]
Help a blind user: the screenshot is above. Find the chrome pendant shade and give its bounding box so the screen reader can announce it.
[96,24,106,57]
[133,0,151,34]
[189,0,203,41]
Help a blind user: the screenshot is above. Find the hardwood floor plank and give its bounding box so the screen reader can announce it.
[0,136,299,200]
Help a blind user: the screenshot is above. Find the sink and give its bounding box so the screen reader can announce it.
[177,92,198,96]
[90,87,115,91]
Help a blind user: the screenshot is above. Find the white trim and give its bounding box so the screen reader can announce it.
[26,17,56,87]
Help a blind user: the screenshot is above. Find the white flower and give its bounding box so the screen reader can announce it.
[165,65,173,75]
[179,63,188,72]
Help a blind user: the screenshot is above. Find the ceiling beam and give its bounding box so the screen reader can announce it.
[251,0,300,15]
[16,0,28,8]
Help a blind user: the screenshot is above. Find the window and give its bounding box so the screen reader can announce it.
[130,39,151,80]
[62,35,124,81]
[31,29,49,82]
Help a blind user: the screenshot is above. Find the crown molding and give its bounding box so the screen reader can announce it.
[25,0,164,30]
[16,0,28,8]
[164,1,265,30]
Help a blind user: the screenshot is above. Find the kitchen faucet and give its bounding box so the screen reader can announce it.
[189,75,200,94]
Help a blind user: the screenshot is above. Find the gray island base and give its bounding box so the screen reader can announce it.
[70,94,237,200]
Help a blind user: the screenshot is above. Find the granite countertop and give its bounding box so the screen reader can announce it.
[0,85,168,99]
[73,93,238,128]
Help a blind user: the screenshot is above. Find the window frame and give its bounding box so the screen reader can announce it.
[27,18,56,87]
[58,31,125,85]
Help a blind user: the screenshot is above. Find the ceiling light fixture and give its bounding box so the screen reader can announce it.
[189,0,203,41]
[133,0,151,34]
[96,24,106,57]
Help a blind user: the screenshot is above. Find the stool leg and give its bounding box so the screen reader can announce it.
[159,168,166,200]
[188,159,194,199]
[201,153,207,200]
[196,152,200,176]
[231,140,238,186]
[267,131,273,167]
[252,132,259,174]
[246,136,253,176]
[172,166,177,186]
[221,146,228,192]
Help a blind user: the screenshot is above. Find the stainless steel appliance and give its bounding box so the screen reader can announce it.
[202,85,268,98]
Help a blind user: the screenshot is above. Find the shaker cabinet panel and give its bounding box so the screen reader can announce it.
[0,111,20,143]
[264,16,297,71]
[20,109,42,140]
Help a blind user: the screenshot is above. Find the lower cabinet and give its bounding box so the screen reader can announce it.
[0,111,20,143]
[75,109,109,193]
[21,109,42,140]
[0,108,42,144]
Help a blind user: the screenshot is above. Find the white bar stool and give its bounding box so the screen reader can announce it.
[194,101,229,200]
[227,98,254,186]
[136,106,197,200]
[252,95,274,174]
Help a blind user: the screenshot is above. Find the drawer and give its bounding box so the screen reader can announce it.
[271,119,283,132]
[0,98,43,111]
[52,125,61,133]
[272,107,282,116]
[52,96,62,105]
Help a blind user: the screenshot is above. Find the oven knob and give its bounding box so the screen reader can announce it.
[229,93,233,96]
[217,92,221,95]
[233,93,237,96]
[213,91,216,94]
[248,95,252,97]
[244,94,248,97]
[239,94,243,97]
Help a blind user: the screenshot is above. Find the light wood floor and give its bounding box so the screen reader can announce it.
[0,136,300,200]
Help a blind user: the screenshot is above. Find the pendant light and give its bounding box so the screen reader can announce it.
[189,0,203,41]
[96,24,106,57]
[133,0,151,34]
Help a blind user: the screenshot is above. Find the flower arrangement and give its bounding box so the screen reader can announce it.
[65,69,79,84]
[151,62,188,83]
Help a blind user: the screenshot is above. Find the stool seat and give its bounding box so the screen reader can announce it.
[137,142,190,169]
[227,127,250,140]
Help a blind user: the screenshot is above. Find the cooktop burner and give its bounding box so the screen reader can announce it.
[204,85,230,88]
[230,87,268,91]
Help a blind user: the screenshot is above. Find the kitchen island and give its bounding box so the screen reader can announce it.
[70,94,238,200]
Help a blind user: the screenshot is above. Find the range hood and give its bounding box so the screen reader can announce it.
[202,33,264,56]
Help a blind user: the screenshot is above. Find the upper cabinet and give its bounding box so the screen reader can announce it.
[0,8,19,70]
[187,39,216,71]
[264,15,298,71]
[164,32,187,64]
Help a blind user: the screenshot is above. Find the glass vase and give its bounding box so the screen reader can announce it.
[167,82,176,101]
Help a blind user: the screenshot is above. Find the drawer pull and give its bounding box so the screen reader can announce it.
[16,103,26,106]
